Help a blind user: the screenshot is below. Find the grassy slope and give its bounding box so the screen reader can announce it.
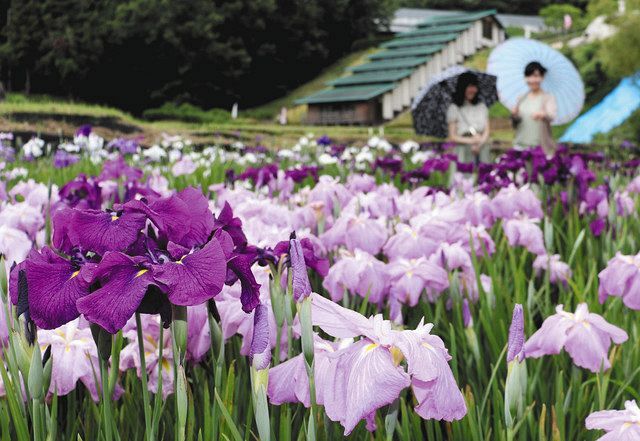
[242,47,379,122]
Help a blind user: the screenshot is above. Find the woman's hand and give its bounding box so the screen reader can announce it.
[532,111,546,120]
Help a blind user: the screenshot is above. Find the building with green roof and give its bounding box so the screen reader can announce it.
[296,9,504,125]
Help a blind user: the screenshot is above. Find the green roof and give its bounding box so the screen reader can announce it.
[349,56,430,73]
[294,84,396,104]
[417,9,497,28]
[395,23,472,39]
[381,33,459,49]
[327,69,414,86]
[295,9,498,106]
[369,44,444,60]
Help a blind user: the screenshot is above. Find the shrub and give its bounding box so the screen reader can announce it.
[143,102,231,124]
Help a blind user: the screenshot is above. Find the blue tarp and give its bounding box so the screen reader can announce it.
[560,74,640,143]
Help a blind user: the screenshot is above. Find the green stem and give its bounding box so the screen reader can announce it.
[32,399,42,441]
[135,313,153,441]
[100,358,114,441]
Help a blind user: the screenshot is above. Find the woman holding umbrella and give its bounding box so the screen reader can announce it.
[511,61,558,153]
[488,38,585,156]
[446,72,491,164]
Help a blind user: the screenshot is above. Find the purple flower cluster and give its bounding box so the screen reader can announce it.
[9,185,260,334]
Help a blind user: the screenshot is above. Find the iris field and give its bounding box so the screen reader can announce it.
[0,128,638,440]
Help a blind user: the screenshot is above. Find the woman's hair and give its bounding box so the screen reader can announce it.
[453,72,480,107]
[524,61,547,77]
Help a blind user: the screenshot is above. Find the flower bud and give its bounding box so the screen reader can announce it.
[250,304,271,371]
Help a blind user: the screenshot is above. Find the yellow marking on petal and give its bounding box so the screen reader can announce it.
[390,346,404,366]
[111,215,119,221]
[364,343,378,353]
[135,269,148,278]
[65,346,71,353]
[421,342,434,350]
[623,422,632,430]
[69,270,80,280]
[162,358,171,371]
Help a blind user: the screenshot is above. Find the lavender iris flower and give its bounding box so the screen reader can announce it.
[524,303,627,372]
[598,253,640,309]
[120,315,174,398]
[38,318,122,401]
[532,254,572,285]
[585,400,640,440]
[323,249,388,303]
[503,217,546,255]
[268,293,466,435]
[387,257,449,307]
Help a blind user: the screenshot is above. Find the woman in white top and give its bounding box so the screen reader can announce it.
[511,61,558,154]
[446,72,490,164]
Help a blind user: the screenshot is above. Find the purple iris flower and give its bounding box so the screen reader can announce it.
[22,247,95,329]
[590,218,606,237]
[75,124,92,137]
[317,135,332,146]
[54,206,147,255]
[107,136,142,155]
[213,202,248,249]
[99,156,144,183]
[284,166,319,184]
[272,236,329,277]
[0,141,15,162]
[58,174,102,210]
[53,150,80,168]
[373,156,403,175]
[11,186,251,333]
[125,187,215,248]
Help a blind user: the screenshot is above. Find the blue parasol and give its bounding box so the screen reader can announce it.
[487,38,584,125]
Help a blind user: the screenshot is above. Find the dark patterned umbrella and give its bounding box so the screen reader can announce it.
[411,65,498,138]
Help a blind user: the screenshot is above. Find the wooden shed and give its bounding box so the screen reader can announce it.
[296,9,505,125]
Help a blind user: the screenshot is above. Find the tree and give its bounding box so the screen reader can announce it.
[600,14,640,78]
[0,0,394,112]
[539,4,583,29]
